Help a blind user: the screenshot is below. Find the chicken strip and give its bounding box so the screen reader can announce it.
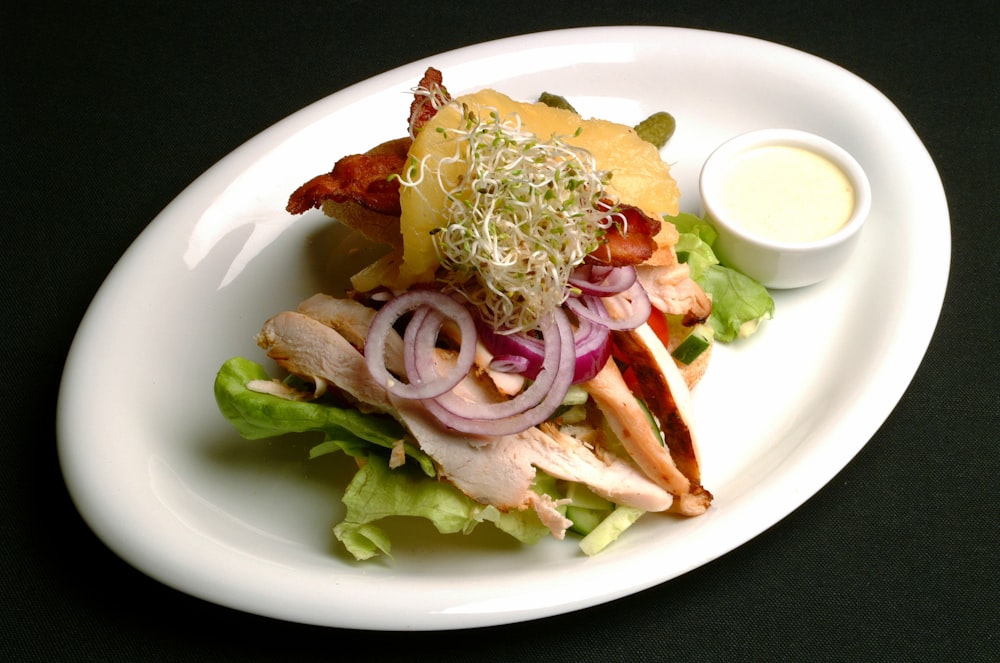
[256,311,392,412]
[296,293,406,378]
[612,326,702,484]
[391,393,672,537]
[636,262,712,326]
[583,356,711,516]
[255,306,674,538]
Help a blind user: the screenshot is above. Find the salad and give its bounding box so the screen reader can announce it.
[214,68,773,560]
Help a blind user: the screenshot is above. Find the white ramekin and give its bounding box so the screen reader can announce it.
[699,128,871,289]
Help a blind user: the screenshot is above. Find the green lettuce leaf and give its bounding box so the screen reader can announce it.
[666,212,775,342]
[335,453,552,560]
[214,356,552,560]
[214,356,434,475]
[332,522,392,561]
[700,264,775,342]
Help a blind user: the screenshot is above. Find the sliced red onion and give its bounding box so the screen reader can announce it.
[489,355,531,374]
[572,319,613,383]
[565,282,652,331]
[364,290,477,400]
[568,264,638,297]
[475,320,545,379]
[401,306,469,397]
[477,314,610,384]
[418,308,577,436]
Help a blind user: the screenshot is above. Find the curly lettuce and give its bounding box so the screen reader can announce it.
[667,212,775,342]
[213,357,555,560]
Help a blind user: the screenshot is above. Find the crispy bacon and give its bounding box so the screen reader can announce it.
[285,147,409,216]
[287,67,452,217]
[408,67,451,136]
[585,203,662,267]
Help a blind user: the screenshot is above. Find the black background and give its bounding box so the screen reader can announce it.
[3,1,997,660]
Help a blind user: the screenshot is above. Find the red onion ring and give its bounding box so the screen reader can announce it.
[568,265,638,297]
[418,308,577,436]
[571,319,613,383]
[477,314,611,384]
[489,355,531,374]
[475,318,545,379]
[565,282,652,331]
[364,290,477,400]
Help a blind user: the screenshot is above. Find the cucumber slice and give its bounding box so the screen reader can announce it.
[578,506,646,556]
[566,483,614,511]
[567,506,608,536]
[566,483,613,535]
[671,324,713,365]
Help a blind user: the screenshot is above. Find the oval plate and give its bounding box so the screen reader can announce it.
[57,27,949,630]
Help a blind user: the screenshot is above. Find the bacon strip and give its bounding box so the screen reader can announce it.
[286,67,452,217]
[586,203,662,267]
[285,149,409,216]
[407,67,451,136]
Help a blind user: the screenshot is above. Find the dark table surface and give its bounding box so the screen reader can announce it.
[3,1,997,661]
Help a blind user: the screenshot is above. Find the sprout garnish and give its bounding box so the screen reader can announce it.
[397,104,618,334]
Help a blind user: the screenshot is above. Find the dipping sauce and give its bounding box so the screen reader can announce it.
[720,145,855,243]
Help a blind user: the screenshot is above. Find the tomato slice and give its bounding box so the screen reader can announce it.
[645,306,672,352]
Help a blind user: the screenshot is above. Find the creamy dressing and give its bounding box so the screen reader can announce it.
[720,145,855,243]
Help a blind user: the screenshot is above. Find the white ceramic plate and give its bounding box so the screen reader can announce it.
[57,27,949,630]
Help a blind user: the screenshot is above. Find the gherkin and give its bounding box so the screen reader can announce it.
[634,111,676,148]
[538,91,578,113]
